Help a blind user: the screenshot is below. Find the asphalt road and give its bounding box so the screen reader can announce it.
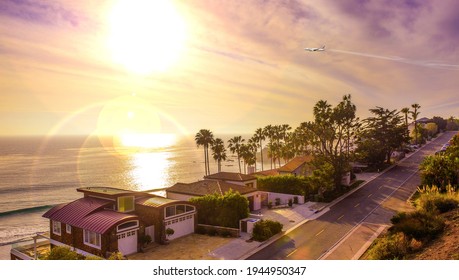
[247,131,457,260]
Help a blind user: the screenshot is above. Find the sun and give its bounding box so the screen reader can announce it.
[107,0,187,74]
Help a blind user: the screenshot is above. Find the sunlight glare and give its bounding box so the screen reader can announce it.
[121,133,177,149]
[108,0,187,74]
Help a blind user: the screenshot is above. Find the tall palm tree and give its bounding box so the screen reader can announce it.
[401,107,411,144]
[247,137,258,172]
[195,129,214,176]
[411,103,421,145]
[211,138,226,173]
[263,125,274,169]
[253,128,265,171]
[400,107,410,128]
[227,136,245,173]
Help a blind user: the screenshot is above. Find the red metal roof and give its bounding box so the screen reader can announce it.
[43,197,137,234]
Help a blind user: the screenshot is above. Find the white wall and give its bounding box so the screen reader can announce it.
[266,192,305,205]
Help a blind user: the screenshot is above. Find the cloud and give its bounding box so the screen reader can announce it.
[0,0,83,27]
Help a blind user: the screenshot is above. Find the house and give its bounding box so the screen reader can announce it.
[278,156,314,176]
[204,172,258,189]
[41,186,196,258]
[167,179,262,211]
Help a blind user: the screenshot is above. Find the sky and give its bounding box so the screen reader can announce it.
[1,0,458,138]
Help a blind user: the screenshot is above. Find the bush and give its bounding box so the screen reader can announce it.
[275,198,281,206]
[293,196,299,204]
[257,175,311,196]
[195,227,206,235]
[390,211,445,241]
[252,219,283,242]
[190,189,249,228]
[267,201,273,209]
[288,199,293,207]
[366,232,409,260]
[45,246,83,260]
[220,230,232,238]
[107,251,124,260]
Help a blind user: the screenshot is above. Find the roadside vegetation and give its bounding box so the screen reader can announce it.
[252,219,283,242]
[364,132,459,260]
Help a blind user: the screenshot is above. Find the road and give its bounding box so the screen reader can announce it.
[247,131,457,260]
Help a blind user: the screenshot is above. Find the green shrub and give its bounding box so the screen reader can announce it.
[366,232,409,260]
[257,175,310,196]
[275,198,281,206]
[190,190,249,228]
[293,196,299,204]
[45,246,84,260]
[252,219,283,242]
[107,251,124,260]
[390,211,445,241]
[288,199,293,207]
[220,230,232,238]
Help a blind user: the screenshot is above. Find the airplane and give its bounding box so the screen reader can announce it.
[304,45,325,52]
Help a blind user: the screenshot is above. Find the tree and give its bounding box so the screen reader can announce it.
[411,103,421,145]
[211,138,227,173]
[357,107,409,165]
[432,116,447,132]
[227,136,245,173]
[424,123,438,138]
[253,128,266,171]
[263,125,275,169]
[420,155,458,191]
[401,107,411,142]
[304,94,359,189]
[195,129,214,176]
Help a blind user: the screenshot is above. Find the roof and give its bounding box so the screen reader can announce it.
[204,172,256,182]
[252,169,280,177]
[278,156,313,172]
[77,186,136,196]
[43,197,137,234]
[167,180,257,197]
[136,196,180,207]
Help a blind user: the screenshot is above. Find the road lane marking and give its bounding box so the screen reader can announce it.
[354,203,360,208]
[286,249,297,258]
[337,214,344,220]
[315,229,325,237]
[367,193,373,198]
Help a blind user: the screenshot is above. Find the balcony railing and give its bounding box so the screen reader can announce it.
[10,232,50,260]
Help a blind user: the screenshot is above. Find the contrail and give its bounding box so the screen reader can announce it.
[327,49,459,70]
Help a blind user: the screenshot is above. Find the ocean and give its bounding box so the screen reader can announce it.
[0,134,270,258]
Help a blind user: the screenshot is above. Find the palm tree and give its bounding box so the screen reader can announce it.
[240,143,256,174]
[253,128,265,171]
[248,137,258,172]
[211,138,226,173]
[227,136,245,173]
[263,125,274,169]
[411,103,421,145]
[401,107,410,144]
[400,107,410,128]
[195,129,214,176]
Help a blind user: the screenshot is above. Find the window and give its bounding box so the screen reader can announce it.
[83,230,101,249]
[66,224,72,234]
[52,221,61,236]
[117,220,139,232]
[118,196,134,212]
[165,205,196,218]
[165,206,176,217]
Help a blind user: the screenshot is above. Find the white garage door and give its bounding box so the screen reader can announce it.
[165,214,194,240]
[117,230,138,256]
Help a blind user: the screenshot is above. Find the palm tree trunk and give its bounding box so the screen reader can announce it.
[260,140,264,171]
[203,146,207,176]
[237,155,242,173]
[206,147,211,175]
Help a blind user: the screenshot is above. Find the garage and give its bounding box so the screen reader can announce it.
[117,229,138,256]
[164,213,195,240]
